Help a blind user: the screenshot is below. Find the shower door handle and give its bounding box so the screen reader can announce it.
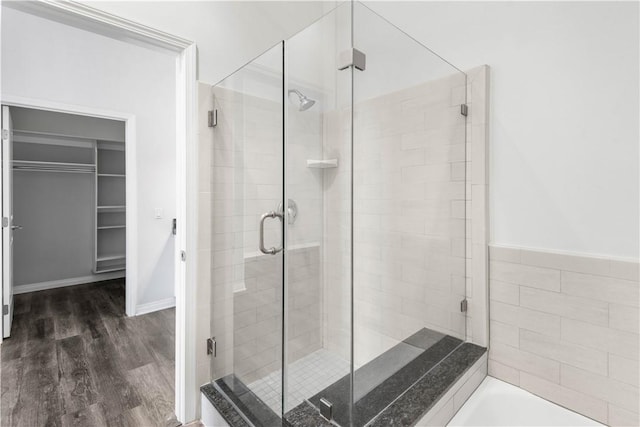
[259,211,283,255]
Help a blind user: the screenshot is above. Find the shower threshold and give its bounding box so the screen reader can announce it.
[201,328,486,427]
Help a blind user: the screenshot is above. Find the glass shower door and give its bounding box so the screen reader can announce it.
[209,42,286,425]
[283,2,354,424]
[209,5,356,420]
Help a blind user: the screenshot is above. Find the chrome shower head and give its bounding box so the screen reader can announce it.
[299,96,316,111]
[288,89,316,111]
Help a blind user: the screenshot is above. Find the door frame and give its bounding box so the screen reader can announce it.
[1,105,14,341]
[1,1,198,423]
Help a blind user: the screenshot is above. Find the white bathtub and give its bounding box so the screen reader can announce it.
[448,377,604,427]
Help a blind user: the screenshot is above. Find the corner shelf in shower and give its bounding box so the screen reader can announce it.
[306,159,338,168]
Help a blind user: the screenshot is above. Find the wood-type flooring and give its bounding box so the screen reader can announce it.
[1,280,177,427]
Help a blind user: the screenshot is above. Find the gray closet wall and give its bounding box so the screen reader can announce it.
[11,107,125,287]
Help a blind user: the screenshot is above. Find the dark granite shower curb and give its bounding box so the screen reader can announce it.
[215,374,282,427]
[200,383,252,427]
[367,343,486,427]
[201,339,486,427]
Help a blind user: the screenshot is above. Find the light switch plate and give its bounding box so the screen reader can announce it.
[155,208,163,219]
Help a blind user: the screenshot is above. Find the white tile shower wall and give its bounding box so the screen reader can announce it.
[352,72,469,366]
[209,85,242,383]
[233,254,282,384]
[209,85,323,385]
[465,66,490,348]
[488,245,639,426]
[287,100,324,249]
[322,66,490,366]
[234,246,322,385]
[195,82,215,418]
[322,107,352,360]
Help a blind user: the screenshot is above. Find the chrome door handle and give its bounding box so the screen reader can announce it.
[259,211,283,255]
[11,225,22,230]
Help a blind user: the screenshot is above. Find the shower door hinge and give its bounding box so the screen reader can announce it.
[460,299,468,313]
[207,337,216,356]
[3,305,8,315]
[319,398,333,421]
[208,109,218,127]
[460,104,468,117]
[338,48,366,71]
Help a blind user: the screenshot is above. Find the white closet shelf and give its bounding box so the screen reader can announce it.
[95,144,126,275]
[96,254,126,262]
[97,205,126,212]
[95,265,125,273]
[95,265,126,273]
[14,130,123,144]
[97,141,125,151]
[307,159,338,168]
[13,129,96,148]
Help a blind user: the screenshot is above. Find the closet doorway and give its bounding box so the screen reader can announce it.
[1,104,179,425]
[2,105,129,326]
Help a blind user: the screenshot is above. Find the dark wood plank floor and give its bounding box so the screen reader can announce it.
[1,280,177,427]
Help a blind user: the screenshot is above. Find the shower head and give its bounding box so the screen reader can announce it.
[299,96,316,111]
[288,89,316,111]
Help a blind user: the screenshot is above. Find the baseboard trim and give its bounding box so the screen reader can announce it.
[14,272,125,295]
[136,297,176,316]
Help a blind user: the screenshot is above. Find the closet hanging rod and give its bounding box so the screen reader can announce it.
[12,160,95,174]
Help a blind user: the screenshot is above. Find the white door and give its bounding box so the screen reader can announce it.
[2,105,14,338]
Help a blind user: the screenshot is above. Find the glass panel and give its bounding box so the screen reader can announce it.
[283,2,353,424]
[208,3,469,426]
[351,3,468,425]
[209,42,285,425]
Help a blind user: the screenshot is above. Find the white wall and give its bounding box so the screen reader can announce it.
[364,1,639,260]
[81,1,639,260]
[80,1,330,85]
[1,7,178,309]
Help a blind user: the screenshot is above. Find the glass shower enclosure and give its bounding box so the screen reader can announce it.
[208,2,468,425]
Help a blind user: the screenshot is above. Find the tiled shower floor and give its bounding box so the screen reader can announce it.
[247,349,350,414]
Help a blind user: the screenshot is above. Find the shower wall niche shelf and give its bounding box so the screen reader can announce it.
[307,159,338,168]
